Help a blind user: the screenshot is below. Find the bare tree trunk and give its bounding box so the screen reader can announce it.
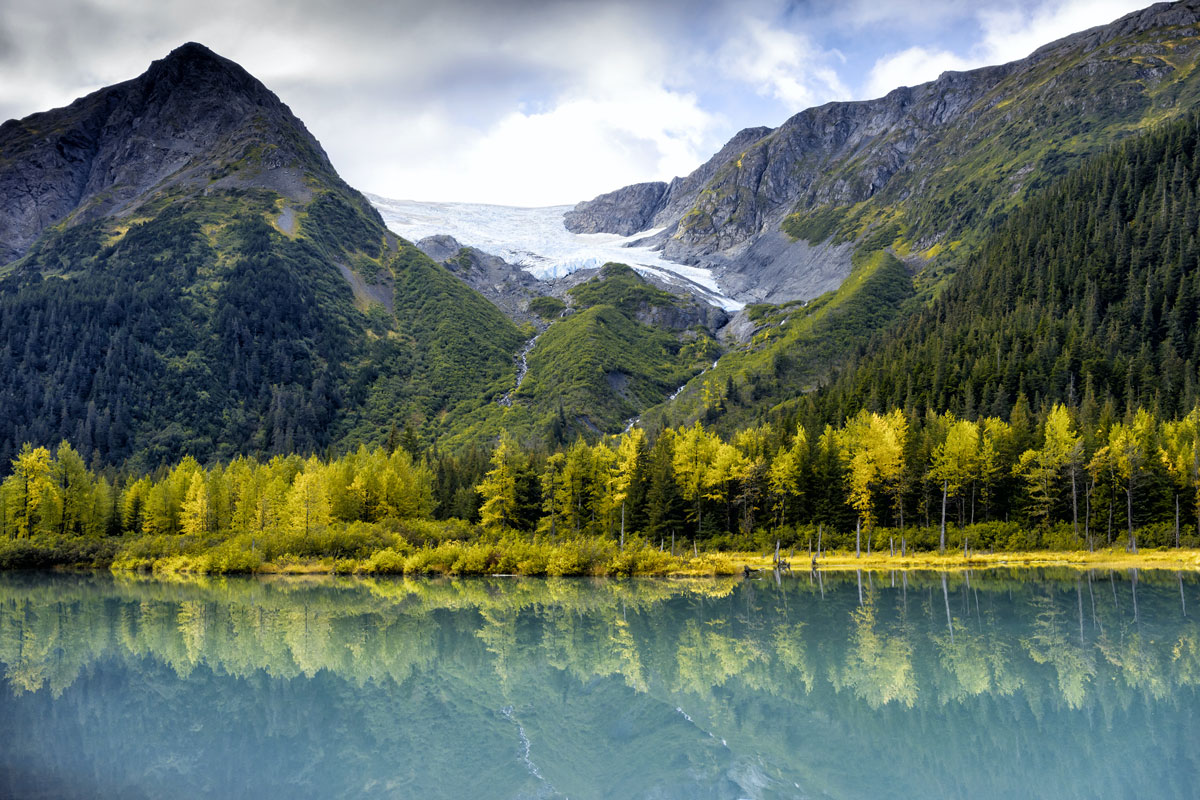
[1131,568,1140,622]
[1127,485,1137,553]
[1085,479,1092,551]
[1180,572,1187,617]
[1175,494,1181,548]
[940,481,949,553]
[1107,488,1113,547]
[856,517,861,559]
[620,502,625,550]
[942,572,954,642]
[1071,465,1079,542]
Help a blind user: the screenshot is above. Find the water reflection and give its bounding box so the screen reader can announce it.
[0,570,1198,799]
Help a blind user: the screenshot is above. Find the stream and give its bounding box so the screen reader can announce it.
[498,333,542,407]
[625,358,720,431]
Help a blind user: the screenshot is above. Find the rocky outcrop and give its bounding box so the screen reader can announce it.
[570,1,1200,303]
[0,42,367,264]
[563,181,667,235]
[563,127,771,237]
[632,301,727,333]
[416,234,544,325]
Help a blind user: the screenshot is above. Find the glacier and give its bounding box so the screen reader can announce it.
[368,195,744,311]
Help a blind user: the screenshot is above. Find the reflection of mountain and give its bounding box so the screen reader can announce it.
[0,572,1198,799]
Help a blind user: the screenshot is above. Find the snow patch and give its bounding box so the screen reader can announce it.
[369,195,744,311]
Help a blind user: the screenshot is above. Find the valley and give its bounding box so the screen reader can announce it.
[3,3,1200,566]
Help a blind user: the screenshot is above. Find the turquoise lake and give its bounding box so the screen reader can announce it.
[0,569,1196,798]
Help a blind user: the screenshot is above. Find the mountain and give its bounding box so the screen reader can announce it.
[816,107,1200,424]
[568,0,1200,305]
[441,263,724,446]
[414,234,544,325]
[0,43,523,468]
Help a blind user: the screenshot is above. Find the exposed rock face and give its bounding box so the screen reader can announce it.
[416,234,543,325]
[563,127,771,238]
[569,1,1200,303]
[632,301,727,334]
[563,181,667,235]
[0,42,366,264]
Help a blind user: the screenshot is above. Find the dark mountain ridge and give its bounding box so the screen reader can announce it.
[0,42,377,265]
[0,43,524,468]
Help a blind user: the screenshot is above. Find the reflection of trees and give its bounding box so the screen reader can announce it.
[935,625,1021,704]
[832,591,916,708]
[0,571,1198,716]
[1023,592,1095,710]
[772,622,813,694]
[674,619,766,695]
[2,572,1200,799]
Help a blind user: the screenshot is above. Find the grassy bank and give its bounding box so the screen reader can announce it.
[733,547,1200,573]
[5,519,1200,578]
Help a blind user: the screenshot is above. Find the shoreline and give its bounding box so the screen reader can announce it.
[728,548,1200,574]
[99,547,1200,578]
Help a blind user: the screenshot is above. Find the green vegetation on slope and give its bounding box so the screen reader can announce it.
[567,262,679,310]
[821,109,1200,423]
[783,18,1200,273]
[0,184,522,470]
[650,249,914,433]
[443,264,720,447]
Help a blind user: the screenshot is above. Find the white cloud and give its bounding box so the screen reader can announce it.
[363,86,719,206]
[721,19,849,112]
[0,0,1161,205]
[865,47,976,97]
[976,0,1149,63]
[863,0,1150,99]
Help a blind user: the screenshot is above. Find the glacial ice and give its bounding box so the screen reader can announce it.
[368,195,744,311]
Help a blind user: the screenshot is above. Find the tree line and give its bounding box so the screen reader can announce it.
[4,397,1200,555]
[820,109,1200,424]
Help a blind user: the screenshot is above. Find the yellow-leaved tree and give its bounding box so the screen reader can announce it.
[673,422,721,537]
[1088,409,1154,552]
[768,425,808,531]
[838,410,907,557]
[1160,408,1200,547]
[478,434,519,532]
[612,428,646,549]
[930,416,979,552]
[3,444,55,539]
[1016,403,1083,536]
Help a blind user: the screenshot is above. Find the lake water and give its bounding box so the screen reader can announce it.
[0,569,1196,799]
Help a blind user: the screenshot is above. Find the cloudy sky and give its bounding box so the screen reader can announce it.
[0,0,1154,205]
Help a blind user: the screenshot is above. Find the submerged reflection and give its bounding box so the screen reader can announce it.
[0,570,1197,799]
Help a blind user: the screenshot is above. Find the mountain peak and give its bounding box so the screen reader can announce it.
[165,41,220,60]
[0,42,345,262]
[139,41,271,109]
[150,41,250,80]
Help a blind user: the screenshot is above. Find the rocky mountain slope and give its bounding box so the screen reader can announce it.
[0,42,378,264]
[415,234,544,325]
[0,43,523,467]
[568,0,1200,304]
